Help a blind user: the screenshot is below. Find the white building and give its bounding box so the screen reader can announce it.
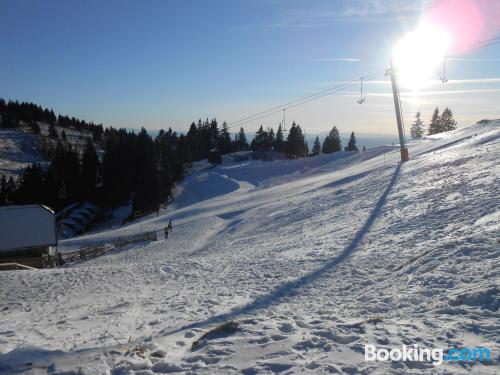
[0,205,58,268]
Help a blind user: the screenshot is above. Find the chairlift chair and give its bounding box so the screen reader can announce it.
[357,77,366,104]
[440,57,448,84]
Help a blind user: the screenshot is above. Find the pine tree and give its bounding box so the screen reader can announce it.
[441,107,457,132]
[251,125,272,152]
[61,129,67,140]
[285,122,306,158]
[0,113,17,128]
[267,127,275,151]
[235,127,248,151]
[209,118,219,150]
[312,136,321,155]
[187,122,199,159]
[177,135,193,166]
[81,138,99,200]
[6,176,16,204]
[428,107,442,135]
[345,132,358,152]
[322,126,342,154]
[30,121,41,134]
[15,163,45,204]
[410,111,425,139]
[362,145,366,152]
[49,123,58,138]
[0,175,6,205]
[274,124,285,152]
[218,122,233,155]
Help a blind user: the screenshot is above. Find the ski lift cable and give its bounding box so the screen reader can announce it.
[227,70,383,129]
[228,73,376,128]
[227,36,499,131]
[439,36,500,84]
[228,80,370,128]
[446,36,500,57]
[228,71,381,128]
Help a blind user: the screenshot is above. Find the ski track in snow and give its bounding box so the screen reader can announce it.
[0,121,499,374]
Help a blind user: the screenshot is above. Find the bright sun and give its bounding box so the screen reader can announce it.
[393,21,450,90]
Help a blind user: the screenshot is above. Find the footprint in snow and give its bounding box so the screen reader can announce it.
[277,322,295,334]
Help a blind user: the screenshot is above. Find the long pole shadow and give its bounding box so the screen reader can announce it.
[162,163,403,336]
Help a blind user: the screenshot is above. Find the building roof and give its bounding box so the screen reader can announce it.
[0,204,56,253]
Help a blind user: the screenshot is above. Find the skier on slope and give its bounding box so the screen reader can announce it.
[164,219,172,239]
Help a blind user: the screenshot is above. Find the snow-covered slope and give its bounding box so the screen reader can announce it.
[0,121,498,374]
[0,123,98,178]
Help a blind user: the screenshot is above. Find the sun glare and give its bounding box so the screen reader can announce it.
[393,21,450,90]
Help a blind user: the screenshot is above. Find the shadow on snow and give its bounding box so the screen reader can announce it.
[163,162,403,336]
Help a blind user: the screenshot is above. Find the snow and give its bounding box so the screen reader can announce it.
[0,128,47,178]
[0,122,99,179]
[0,121,499,374]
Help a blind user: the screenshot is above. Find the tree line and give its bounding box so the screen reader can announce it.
[1,98,362,212]
[410,107,457,139]
[0,98,105,141]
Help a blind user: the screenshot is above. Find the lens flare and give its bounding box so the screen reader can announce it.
[393,21,450,90]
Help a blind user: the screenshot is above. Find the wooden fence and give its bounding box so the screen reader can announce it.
[61,230,157,264]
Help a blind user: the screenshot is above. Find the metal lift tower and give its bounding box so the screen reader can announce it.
[386,62,409,162]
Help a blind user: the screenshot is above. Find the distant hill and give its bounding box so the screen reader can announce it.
[0,121,101,178]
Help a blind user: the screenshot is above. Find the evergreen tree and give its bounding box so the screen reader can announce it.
[15,163,45,204]
[30,121,41,134]
[322,126,342,154]
[285,122,306,158]
[48,109,56,125]
[274,124,285,152]
[81,138,99,200]
[234,127,248,151]
[177,134,193,166]
[428,107,442,135]
[0,175,6,205]
[345,132,358,152]
[311,136,321,155]
[0,113,17,128]
[49,123,58,138]
[441,107,457,132]
[218,122,233,155]
[251,125,272,152]
[6,177,16,204]
[410,111,425,139]
[187,122,199,159]
[209,118,219,150]
[268,128,275,151]
[61,129,67,140]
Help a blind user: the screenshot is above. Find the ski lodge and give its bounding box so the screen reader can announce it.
[0,205,58,269]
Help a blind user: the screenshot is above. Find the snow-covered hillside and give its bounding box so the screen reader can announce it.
[0,123,97,178]
[0,121,498,374]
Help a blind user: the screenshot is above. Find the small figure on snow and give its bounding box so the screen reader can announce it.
[164,219,172,239]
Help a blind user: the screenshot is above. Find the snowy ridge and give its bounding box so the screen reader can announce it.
[0,121,498,374]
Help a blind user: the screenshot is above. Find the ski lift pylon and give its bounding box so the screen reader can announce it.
[357,77,366,104]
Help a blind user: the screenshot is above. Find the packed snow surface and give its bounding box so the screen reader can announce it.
[0,121,499,374]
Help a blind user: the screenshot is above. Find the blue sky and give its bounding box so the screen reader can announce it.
[0,0,499,137]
